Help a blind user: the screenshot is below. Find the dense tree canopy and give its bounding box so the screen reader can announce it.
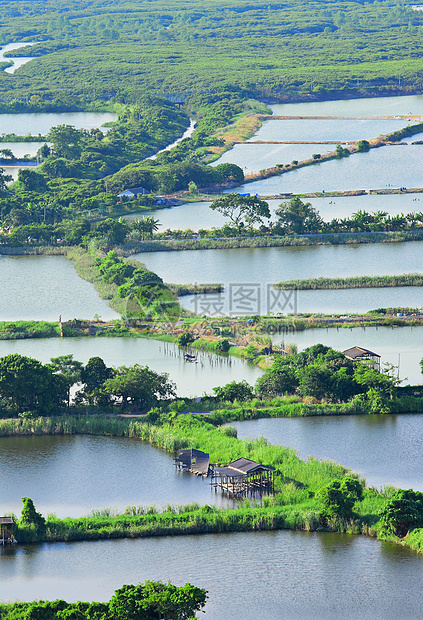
[210,194,271,230]
[0,580,207,620]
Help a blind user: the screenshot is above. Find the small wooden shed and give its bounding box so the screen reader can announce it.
[0,516,15,545]
[211,458,275,497]
[175,448,210,476]
[343,346,381,371]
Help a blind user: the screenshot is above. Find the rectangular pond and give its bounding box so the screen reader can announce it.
[0,336,262,398]
[270,94,423,117]
[0,434,234,519]
[235,144,423,194]
[0,255,119,321]
[230,413,423,492]
[2,531,423,619]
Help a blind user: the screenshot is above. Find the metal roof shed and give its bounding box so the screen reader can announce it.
[343,346,381,371]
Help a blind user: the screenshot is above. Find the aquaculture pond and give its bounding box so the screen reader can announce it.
[0,255,119,322]
[231,413,423,492]
[138,241,423,316]
[0,434,234,519]
[234,145,423,195]
[2,531,423,619]
[270,94,423,117]
[126,192,423,231]
[0,336,262,398]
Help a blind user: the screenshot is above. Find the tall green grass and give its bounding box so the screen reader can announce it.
[275,274,423,290]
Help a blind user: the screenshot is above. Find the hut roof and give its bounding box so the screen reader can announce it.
[215,458,275,477]
[343,346,380,360]
[0,517,14,525]
[176,448,210,475]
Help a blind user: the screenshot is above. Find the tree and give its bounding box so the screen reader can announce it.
[19,497,46,541]
[80,356,112,405]
[298,364,334,400]
[213,380,254,402]
[108,581,207,620]
[379,489,423,537]
[49,355,83,407]
[317,477,363,521]
[131,217,160,240]
[0,353,66,414]
[47,124,84,159]
[177,332,195,346]
[255,362,298,397]
[275,197,323,235]
[102,365,176,411]
[0,167,12,194]
[214,162,244,184]
[96,218,129,246]
[17,169,47,192]
[357,139,370,152]
[209,194,270,230]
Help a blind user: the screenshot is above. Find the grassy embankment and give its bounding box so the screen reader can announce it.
[0,415,383,541]
[122,230,423,254]
[275,274,423,290]
[3,414,423,554]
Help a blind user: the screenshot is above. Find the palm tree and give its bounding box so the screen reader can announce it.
[143,216,161,238]
[131,217,161,240]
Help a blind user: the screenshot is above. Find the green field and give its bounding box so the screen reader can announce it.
[0,0,422,104]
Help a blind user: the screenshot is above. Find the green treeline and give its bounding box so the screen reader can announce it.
[1,343,418,418]
[275,273,423,290]
[0,94,249,237]
[0,579,207,620]
[0,352,175,417]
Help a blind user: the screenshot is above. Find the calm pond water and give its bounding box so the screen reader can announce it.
[235,144,423,194]
[0,434,233,518]
[0,141,46,158]
[138,241,423,315]
[139,241,423,284]
[0,337,262,398]
[271,94,423,117]
[272,325,423,386]
[248,118,408,143]
[179,286,423,318]
[0,42,36,74]
[231,414,423,491]
[2,531,423,619]
[126,193,423,231]
[212,142,336,175]
[0,255,119,321]
[0,111,117,136]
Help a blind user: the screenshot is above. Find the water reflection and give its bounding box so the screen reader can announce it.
[231,414,423,490]
[0,255,119,321]
[0,435,235,518]
[0,337,262,398]
[1,532,423,619]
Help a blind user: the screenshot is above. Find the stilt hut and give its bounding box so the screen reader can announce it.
[343,346,381,371]
[175,449,210,476]
[0,516,15,545]
[211,458,275,497]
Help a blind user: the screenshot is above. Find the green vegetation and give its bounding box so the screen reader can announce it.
[0,320,62,339]
[0,580,207,620]
[0,414,417,553]
[0,353,175,416]
[275,274,423,290]
[0,0,422,105]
